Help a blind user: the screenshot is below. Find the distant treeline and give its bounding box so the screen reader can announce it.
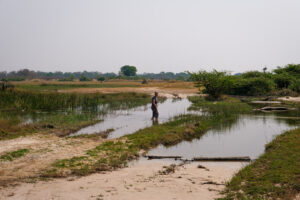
[0,69,190,81]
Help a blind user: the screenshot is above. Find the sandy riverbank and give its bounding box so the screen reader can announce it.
[0,159,246,200]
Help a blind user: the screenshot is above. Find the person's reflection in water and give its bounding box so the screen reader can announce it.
[152,119,159,125]
[151,92,159,124]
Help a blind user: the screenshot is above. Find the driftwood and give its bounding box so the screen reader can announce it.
[192,156,251,162]
[146,155,182,160]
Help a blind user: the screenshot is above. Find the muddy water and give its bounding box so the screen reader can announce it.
[73,98,195,138]
[148,114,299,160]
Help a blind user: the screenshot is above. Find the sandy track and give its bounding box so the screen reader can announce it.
[0,159,245,200]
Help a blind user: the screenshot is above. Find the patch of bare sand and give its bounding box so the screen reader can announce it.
[0,137,39,154]
[278,96,300,102]
[0,134,104,186]
[0,159,246,200]
[59,87,199,98]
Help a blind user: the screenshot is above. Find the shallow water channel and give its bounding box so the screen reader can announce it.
[73,98,299,160]
[148,114,298,160]
[73,98,194,138]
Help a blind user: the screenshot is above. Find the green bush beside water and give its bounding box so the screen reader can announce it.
[190,64,300,99]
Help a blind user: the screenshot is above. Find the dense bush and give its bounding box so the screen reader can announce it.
[230,77,275,96]
[190,70,233,99]
[241,71,264,78]
[274,64,300,78]
[289,80,300,93]
[273,73,293,89]
[79,75,91,82]
[97,77,105,82]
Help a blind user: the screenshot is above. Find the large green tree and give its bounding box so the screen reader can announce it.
[120,65,137,76]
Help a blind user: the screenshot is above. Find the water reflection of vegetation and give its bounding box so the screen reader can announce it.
[188,96,300,130]
[187,96,253,132]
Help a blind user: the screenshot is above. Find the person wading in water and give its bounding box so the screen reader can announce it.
[151,92,159,122]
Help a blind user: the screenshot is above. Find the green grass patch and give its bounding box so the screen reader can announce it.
[188,96,253,116]
[0,149,30,161]
[219,127,300,200]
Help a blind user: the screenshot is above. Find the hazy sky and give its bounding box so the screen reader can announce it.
[0,0,300,73]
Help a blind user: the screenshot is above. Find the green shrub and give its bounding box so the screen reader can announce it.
[79,75,90,82]
[230,77,275,96]
[273,73,294,89]
[274,64,300,78]
[190,70,233,99]
[97,77,105,82]
[289,80,300,93]
[241,71,264,78]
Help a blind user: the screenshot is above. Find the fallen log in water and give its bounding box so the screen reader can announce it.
[146,155,182,160]
[192,156,251,162]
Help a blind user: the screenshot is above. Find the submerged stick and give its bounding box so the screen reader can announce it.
[146,155,182,160]
[145,155,251,162]
[192,156,251,162]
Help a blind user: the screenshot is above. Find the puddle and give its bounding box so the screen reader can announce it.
[148,114,299,160]
[72,98,196,138]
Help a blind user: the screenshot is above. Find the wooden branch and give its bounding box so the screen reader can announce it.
[146,155,182,160]
[192,156,251,162]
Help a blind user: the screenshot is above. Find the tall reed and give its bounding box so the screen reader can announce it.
[0,90,150,111]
